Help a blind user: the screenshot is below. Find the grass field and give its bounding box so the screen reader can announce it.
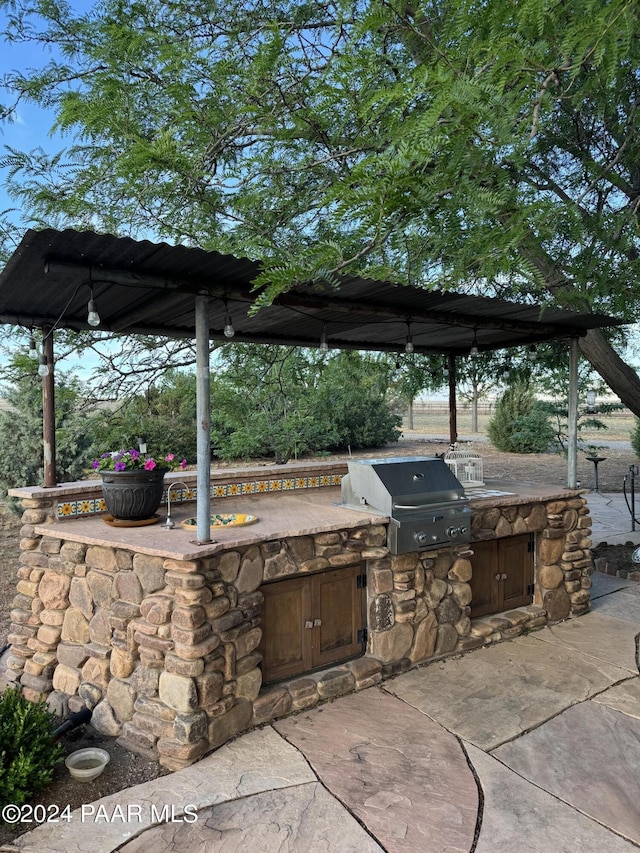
[402,409,637,443]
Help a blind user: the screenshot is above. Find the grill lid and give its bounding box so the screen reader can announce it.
[341,456,467,514]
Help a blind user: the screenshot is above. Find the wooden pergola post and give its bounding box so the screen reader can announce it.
[448,353,457,447]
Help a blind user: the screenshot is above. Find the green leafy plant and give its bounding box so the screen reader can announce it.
[0,686,63,809]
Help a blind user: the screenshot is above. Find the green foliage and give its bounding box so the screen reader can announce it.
[487,379,555,453]
[0,686,63,809]
[1,0,639,411]
[630,420,640,459]
[210,347,400,463]
[90,370,198,461]
[1,0,638,313]
[308,352,402,451]
[543,399,623,451]
[0,355,99,498]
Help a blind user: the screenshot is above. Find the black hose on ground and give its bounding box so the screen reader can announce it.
[51,707,93,741]
[623,473,640,527]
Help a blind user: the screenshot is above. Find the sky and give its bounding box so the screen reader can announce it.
[0,1,115,381]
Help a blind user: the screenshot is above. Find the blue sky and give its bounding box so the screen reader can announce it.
[0,8,59,213]
[0,1,110,380]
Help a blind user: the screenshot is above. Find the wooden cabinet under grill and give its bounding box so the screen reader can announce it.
[258,565,366,684]
[470,534,534,618]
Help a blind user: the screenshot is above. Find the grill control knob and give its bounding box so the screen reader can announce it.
[447,526,460,537]
[414,531,429,546]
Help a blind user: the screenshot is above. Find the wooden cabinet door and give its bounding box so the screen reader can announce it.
[259,575,313,683]
[312,567,365,668]
[500,534,534,611]
[470,535,534,618]
[468,541,499,618]
[259,565,365,684]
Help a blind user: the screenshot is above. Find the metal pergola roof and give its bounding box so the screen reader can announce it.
[0,227,627,543]
[0,228,623,354]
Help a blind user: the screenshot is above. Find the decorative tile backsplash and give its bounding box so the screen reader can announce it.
[56,473,344,519]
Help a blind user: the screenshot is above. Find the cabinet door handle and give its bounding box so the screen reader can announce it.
[495,573,502,581]
[501,573,508,580]
[314,619,322,627]
[304,620,313,629]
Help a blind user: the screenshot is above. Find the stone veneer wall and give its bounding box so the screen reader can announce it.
[3,491,593,770]
[471,494,594,621]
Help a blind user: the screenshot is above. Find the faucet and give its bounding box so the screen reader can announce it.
[161,481,191,529]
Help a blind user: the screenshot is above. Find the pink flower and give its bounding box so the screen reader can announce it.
[180,459,187,469]
[144,459,157,470]
[164,453,175,462]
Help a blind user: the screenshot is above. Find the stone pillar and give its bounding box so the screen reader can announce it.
[4,497,57,698]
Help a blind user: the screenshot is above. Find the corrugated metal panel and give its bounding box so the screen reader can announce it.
[0,227,624,353]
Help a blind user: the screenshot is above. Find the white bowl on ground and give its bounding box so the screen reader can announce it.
[65,747,110,781]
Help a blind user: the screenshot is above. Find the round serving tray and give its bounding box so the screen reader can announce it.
[180,513,258,530]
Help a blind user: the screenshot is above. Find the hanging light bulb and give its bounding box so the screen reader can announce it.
[319,326,329,354]
[37,353,49,378]
[223,299,235,337]
[28,336,38,360]
[87,292,101,327]
[405,321,414,354]
[224,314,235,338]
[470,328,479,357]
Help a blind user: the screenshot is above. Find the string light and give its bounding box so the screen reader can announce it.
[37,353,49,378]
[405,321,414,354]
[319,325,329,354]
[87,290,101,327]
[223,300,235,337]
[470,328,479,357]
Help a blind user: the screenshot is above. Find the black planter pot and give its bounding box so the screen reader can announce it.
[100,468,168,521]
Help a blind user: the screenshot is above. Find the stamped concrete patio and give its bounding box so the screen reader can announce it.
[3,492,640,853]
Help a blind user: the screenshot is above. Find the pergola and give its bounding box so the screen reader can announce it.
[0,227,626,543]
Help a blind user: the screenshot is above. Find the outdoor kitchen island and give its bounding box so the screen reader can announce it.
[4,459,594,770]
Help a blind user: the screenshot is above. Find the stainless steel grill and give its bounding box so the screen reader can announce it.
[341,456,472,554]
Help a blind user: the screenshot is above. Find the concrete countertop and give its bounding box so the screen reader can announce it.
[32,479,585,562]
[33,488,388,561]
[468,480,585,508]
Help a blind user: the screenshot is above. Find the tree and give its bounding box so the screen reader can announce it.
[90,369,199,460]
[209,346,400,462]
[387,353,447,429]
[0,354,99,496]
[1,0,639,407]
[456,353,513,433]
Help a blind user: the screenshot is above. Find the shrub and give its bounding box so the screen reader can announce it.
[0,686,63,809]
[210,347,401,462]
[631,419,640,458]
[487,380,555,453]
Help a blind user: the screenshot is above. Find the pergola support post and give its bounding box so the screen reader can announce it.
[42,327,56,488]
[448,354,458,447]
[567,336,579,489]
[195,295,212,544]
